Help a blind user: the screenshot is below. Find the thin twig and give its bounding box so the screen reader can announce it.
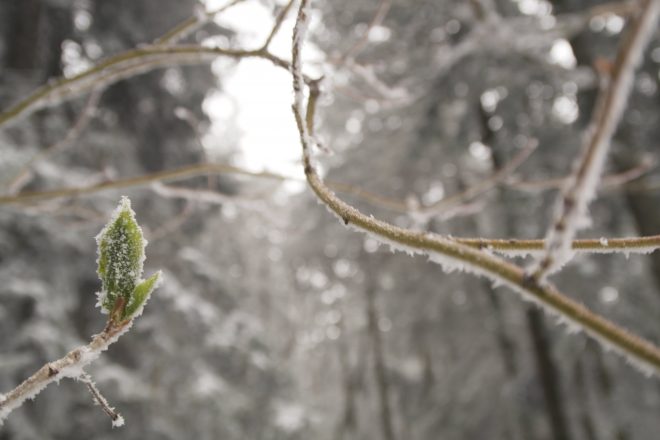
[261,0,297,50]
[77,372,124,427]
[0,162,290,205]
[291,0,660,377]
[531,0,659,281]
[150,181,266,209]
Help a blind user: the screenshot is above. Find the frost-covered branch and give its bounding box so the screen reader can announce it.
[0,320,132,426]
[0,198,161,426]
[77,372,124,427]
[455,234,660,257]
[531,0,660,281]
[300,159,660,376]
[292,0,660,377]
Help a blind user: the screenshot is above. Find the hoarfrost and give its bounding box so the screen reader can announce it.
[112,415,125,428]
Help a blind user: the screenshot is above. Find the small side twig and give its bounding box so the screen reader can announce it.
[77,372,124,427]
[261,0,297,51]
[0,162,290,205]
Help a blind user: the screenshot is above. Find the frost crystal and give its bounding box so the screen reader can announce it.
[112,415,125,428]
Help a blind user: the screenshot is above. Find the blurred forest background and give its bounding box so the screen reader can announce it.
[2,0,660,439]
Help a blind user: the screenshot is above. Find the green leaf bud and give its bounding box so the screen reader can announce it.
[95,197,147,316]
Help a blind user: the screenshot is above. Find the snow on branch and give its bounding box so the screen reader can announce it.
[530,0,660,282]
[77,372,124,427]
[0,320,133,425]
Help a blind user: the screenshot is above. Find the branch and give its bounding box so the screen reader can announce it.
[531,0,660,281]
[0,162,289,205]
[291,0,660,376]
[261,0,297,51]
[77,372,124,427]
[0,319,132,424]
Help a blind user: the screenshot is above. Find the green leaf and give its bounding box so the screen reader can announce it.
[96,197,146,314]
[123,271,162,319]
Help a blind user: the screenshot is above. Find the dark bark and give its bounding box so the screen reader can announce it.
[527,308,573,440]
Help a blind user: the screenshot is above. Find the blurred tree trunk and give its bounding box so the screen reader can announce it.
[364,264,397,440]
